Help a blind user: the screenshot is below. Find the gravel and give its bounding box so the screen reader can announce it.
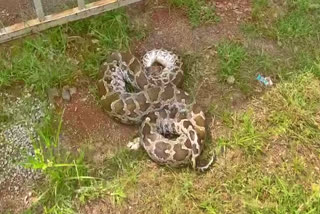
[0,89,48,195]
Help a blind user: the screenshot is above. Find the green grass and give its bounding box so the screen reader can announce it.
[224,164,320,213]
[0,9,135,95]
[24,112,105,214]
[217,41,248,79]
[0,28,75,92]
[217,69,320,153]
[260,71,320,144]
[23,111,146,213]
[180,53,204,97]
[169,0,218,27]
[218,112,265,155]
[249,0,320,41]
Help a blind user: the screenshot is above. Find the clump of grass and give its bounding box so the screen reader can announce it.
[0,28,75,93]
[276,9,319,40]
[248,0,320,42]
[159,172,196,213]
[225,164,320,213]
[169,0,218,27]
[218,69,320,156]
[260,71,320,144]
[181,53,203,97]
[0,9,133,94]
[218,112,265,155]
[68,9,131,50]
[217,41,247,79]
[24,112,105,213]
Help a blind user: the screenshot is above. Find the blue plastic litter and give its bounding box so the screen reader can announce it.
[256,74,273,86]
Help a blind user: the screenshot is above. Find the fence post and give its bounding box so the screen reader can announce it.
[77,0,86,10]
[33,0,45,21]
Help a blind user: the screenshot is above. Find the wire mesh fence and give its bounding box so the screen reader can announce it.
[0,0,141,43]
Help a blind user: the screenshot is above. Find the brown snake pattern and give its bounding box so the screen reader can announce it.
[97,49,215,171]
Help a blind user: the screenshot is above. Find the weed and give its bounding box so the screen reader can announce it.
[169,0,218,27]
[276,10,318,40]
[252,0,269,20]
[181,53,203,97]
[68,10,131,50]
[218,112,264,155]
[217,41,247,79]
[24,112,104,213]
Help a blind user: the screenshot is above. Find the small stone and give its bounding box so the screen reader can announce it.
[227,76,235,84]
[69,87,77,96]
[47,88,59,103]
[62,86,71,102]
[91,39,99,44]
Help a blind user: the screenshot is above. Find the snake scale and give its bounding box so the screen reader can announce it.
[97,49,215,171]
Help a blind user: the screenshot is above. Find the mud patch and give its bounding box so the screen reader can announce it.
[133,0,252,55]
[55,88,137,165]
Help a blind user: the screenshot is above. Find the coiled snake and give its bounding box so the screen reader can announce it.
[97,49,215,171]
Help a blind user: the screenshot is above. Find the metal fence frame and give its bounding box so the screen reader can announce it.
[0,0,141,44]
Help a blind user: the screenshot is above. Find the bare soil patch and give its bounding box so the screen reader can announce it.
[133,0,251,55]
[0,0,77,27]
[0,0,35,27]
[55,87,137,165]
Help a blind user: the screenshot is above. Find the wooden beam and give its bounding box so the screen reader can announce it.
[33,0,45,21]
[0,0,141,44]
[77,0,86,10]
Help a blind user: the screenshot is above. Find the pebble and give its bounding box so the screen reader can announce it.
[227,75,235,84]
[47,87,59,103]
[69,87,77,96]
[91,39,99,44]
[62,86,71,102]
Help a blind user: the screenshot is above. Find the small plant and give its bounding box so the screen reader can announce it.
[68,9,131,50]
[218,112,264,155]
[24,111,104,213]
[181,53,203,97]
[217,41,247,79]
[169,0,218,27]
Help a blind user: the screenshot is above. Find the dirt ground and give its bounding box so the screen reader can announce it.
[133,0,251,55]
[0,0,81,27]
[1,0,262,213]
[56,86,137,165]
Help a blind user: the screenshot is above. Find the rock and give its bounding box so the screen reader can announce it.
[227,76,235,85]
[62,86,71,102]
[91,39,99,44]
[69,87,77,96]
[47,87,59,103]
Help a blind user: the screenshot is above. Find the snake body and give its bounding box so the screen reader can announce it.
[98,49,214,170]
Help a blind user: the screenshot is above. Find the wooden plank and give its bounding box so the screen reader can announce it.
[33,0,45,21]
[77,0,86,10]
[0,0,141,44]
